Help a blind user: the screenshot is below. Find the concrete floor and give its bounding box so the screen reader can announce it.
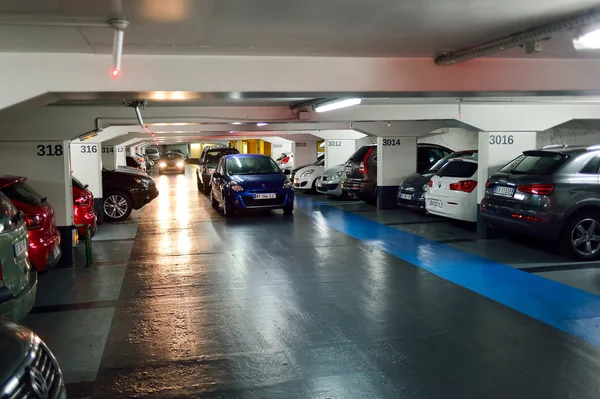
[22,166,600,398]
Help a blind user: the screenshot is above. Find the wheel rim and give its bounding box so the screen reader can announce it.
[571,218,600,257]
[104,195,128,218]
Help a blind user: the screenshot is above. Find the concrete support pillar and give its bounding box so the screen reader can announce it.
[115,145,127,167]
[270,142,293,160]
[476,131,537,238]
[293,140,318,169]
[324,139,358,168]
[377,136,418,210]
[0,140,76,266]
[101,145,117,170]
[70,141,103,223]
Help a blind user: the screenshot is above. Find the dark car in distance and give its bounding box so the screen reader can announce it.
[102,169,158,222]
[0,319,66,398]
[158,153,185,175]
[481,145,600,260]
[210,154,294,217]
[341,143,453,203]
[397,150,478,211]
[196,146,239,194]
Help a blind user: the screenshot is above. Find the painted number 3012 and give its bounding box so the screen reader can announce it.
[489,135,514,145]
[37,144,63,156]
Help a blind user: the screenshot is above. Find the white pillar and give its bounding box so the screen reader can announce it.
[324,139,357,168]
[0,140,76,266]
[101,145,117,170]
[116,145,127,167]
[477,131,537,237]
[70,141,103,221]
[270,142,293,160]
[292,140,318,169]
[377,136,417,209]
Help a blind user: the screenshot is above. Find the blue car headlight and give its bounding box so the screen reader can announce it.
[228,182,244,192]
[283,179,292,189]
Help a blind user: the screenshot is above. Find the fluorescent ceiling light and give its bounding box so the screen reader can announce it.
[315,98,362,113]
[573,27,600,50]
[256,122,269,127]
[232,122,243,125]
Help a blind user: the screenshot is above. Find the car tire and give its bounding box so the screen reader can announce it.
[283,203,294,215]
[103,190,132,222]
[210,190,219,209]
[222,192,235,217]
[561,211,600,260]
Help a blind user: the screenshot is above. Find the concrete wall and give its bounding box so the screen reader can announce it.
[418,128,478,151]
[537,128,600,148]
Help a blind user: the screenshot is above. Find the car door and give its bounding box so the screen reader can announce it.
[198,149,207,183]
[213,159,226,202]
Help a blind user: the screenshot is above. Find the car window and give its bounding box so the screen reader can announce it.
[437,161,478,178]
[316,158,325,166]
[349,146,373,162]
[429,151,475,173]
[499,152,568,175]
[161,153,183,160]
[226,157,280,175]
[205,150,238,164]
[145,148,158,154]
[1,181,45,206]
[580,156,600,174]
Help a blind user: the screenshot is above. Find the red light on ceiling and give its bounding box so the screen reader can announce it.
[111,68,120,77]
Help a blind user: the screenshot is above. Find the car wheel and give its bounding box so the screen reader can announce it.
[283,203,294,215]
[561,212,600,260]
[103,191,132,222]
[222,192,235,217]
[210,190,219,209]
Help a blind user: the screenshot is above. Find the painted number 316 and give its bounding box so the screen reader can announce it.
[37,144,64,156]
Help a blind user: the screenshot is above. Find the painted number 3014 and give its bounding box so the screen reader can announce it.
[382,139,401,146]
[37,144,63,156]
[489,135,514,145]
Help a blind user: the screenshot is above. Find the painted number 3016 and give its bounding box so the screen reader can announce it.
[37,144,63,156]
[489,135,514,145]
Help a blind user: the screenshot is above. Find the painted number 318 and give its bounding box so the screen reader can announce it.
[37,144,64,156]
[489,135,514,145]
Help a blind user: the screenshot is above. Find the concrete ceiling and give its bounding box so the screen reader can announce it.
[0,0,599,57]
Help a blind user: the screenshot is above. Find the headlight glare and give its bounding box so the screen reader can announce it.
[159,162,166,168]
[176,161,184,167]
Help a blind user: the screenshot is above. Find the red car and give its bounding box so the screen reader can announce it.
[0,176,62,271]
[72,177,97,238]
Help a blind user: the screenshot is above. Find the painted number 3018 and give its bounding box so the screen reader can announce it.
[489,135,514,145]
[37,144,63,156]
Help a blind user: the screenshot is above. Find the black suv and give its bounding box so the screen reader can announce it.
[196,146,240,194]
[341,143,453,203]
[482,145,600,260]
[102,169,159,221]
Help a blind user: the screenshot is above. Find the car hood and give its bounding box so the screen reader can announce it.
[0,320,34,384]
[231,173,286,190]
[296,165,325,177]
[322,164,345,175]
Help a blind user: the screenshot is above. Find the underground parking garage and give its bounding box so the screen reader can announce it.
[4,1,600,398]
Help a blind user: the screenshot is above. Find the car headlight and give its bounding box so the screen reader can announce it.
[334,171,344,179]
[283,179,292,189]
[177,161,184,167]
[300,169,315,177]
[159,162,166,168]
[228,182,244,192]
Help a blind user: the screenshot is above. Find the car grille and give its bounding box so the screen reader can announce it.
[8,342,63,399]
[243,194,286,208]
[318,183,338,190]
[168,162,175,166]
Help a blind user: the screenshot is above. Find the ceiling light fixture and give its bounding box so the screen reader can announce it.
[573,25,600,49]
[78,129,100,141]
[256,122,269,127]
[314,98,362,113]
[232,122,243,125]
[110,19,129,78]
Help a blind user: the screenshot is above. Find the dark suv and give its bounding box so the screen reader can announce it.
[102,169,159,222]
[481,145,600,260]
[341,143,453,203]
[196,146,239,195]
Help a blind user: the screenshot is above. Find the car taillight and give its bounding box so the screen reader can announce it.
[485,179,492,188]
[511,213,541,222]
[359,147,374,175]
[428,180,434,187]
[74,195,89,206]
[24,214,43,229]
[449,180,478,193]
[517,184,554,196]
[282,156,290,164]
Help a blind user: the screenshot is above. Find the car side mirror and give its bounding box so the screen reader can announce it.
[84,184,89,189]
[284,170,291,175]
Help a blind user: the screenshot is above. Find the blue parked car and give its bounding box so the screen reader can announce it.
[210,154,294,216]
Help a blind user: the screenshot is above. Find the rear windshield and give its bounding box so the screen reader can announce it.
[226,157,280,175]
[205,150,238,163]
[72,177,85,190]
[437,161,478,178]
[429,151,476,173]
[145,148,158,154]
[349,146,373,162]
[161,153,183,160]
[499,152,567,175]
[2,181,45,206]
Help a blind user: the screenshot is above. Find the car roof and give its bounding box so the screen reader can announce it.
[0,175,26,190]
[534,145,600,156]
[223,153,270,158]
[448,156,478,164]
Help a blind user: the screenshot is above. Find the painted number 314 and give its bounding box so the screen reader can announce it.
[489,135,514,145]
[37,144,63,156]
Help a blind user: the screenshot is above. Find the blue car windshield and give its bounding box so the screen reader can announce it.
[227,157,281,175]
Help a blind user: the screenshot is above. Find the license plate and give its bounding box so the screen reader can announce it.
[400,193,412,200]
[428,199,442,208]
[254,193,276,199]
[13,239,27,257]
[494,186,515,197]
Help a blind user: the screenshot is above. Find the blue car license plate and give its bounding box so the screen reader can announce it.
[254,193,276,200]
